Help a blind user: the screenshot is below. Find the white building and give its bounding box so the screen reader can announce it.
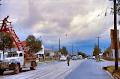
[44,48,55,57]
[36,44,44,58]
[36,44,55,58]
[111,49,120,58]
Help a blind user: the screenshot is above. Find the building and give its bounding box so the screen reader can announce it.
[36,44,44,58]
[44,48,55,57]
[110,49,120,59]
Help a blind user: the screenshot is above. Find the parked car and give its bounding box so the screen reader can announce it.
[60,55,67,61]
[72,56,78,60]
[77,55,83,59]
[87,56,96,60]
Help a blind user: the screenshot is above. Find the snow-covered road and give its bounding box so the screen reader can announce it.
[0,60,84,79]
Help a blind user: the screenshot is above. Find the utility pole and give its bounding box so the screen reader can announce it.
[2,33,5,59]
[51,45,54,52]
[0,0,2,16]
[109,0,119,70]
[58,34,68,52]
[72,44,74,54]
[96,36,101,50]
[59,38,60,52]
[96,36,101,61]
[0,0,2,58]
[114,0,119,70]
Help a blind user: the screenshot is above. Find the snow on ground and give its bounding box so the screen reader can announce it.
[0,60,84,79]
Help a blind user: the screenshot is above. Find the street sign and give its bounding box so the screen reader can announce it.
[110,29,119,49]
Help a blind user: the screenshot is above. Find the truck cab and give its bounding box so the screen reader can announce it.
[5,51,24,67]
[0,51,37,75]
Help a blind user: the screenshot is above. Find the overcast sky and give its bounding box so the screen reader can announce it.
[0,0,118,54]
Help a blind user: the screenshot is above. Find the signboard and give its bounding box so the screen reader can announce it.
[110,29,119,49]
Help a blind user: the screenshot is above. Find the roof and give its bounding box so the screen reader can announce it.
[21,41,27,46]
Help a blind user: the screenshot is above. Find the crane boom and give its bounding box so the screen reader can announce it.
[0,16,24,51]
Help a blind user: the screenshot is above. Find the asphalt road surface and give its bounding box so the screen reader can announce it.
[65,60,113,79]
[0,59,116,79]
[0,60,84,79]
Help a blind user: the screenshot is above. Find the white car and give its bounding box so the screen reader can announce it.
[77,55,83,59]
[60,55,67,61]
[72,56,78,60]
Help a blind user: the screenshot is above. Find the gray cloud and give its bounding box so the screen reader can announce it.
[0,0,113,45]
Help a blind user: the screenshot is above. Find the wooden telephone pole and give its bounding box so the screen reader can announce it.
[113,0,119,70]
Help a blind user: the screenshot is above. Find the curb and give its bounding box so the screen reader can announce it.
[37,60,57,64]
[105,70,114,79]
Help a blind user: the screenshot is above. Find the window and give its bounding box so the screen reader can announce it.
[7,51,18,57]
[0,54,1,59]
[19,53,23,57]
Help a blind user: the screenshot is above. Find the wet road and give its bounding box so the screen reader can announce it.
[0,59,117,79]
[0,60,84,79]
[65,60,113,79]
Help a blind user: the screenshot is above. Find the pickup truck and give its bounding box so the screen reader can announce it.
[0,51,37,75]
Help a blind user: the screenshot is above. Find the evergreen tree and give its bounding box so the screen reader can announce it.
[93,44,101,56]
[60,46,68,56]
